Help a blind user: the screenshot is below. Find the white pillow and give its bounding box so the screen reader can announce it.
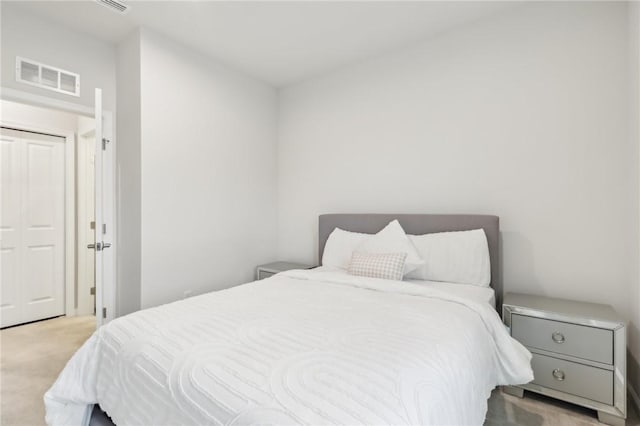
[405,229,491,286]
[322,228,370,269]
[355,220,424,275]
[348,252,407,281]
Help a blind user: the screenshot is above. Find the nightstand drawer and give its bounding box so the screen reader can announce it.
[257,270,276,280]
[511,314,613,364]
[530,353,613,405]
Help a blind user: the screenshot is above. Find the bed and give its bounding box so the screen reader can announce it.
[45,214,532,426]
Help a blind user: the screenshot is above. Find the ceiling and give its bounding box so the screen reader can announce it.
[6,1,520,87]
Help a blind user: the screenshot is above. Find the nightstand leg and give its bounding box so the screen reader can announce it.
[597,411,625,426]
[502,386,524,398]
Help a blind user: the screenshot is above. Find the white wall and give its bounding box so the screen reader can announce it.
[115,30,142,316]
[0,5,280,314]
[0,4,116,112]
[277,2,636,324]
[139,29,278,308]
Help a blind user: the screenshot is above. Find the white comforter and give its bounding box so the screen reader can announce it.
[45,270,532,426]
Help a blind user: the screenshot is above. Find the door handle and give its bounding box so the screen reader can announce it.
[88,242,111,251]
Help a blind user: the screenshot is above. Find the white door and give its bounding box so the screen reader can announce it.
[92,88,115,328]
[0,127,66,328]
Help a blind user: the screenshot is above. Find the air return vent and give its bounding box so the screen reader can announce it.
[16,57,80,97]
[95,0,130,14]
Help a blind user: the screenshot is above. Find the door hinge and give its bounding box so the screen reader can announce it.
[90,287,95,295]
[102,138,110,150]
[102,307,107,319]
[90,221,95,230]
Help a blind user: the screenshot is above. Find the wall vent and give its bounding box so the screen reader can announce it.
[15,57,80,97]
[95,0,130,14]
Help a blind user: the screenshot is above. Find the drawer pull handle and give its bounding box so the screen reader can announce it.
[552,332,565,344]
[552,369,565,381]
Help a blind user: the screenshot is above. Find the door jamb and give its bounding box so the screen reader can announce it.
[0,87,117,322]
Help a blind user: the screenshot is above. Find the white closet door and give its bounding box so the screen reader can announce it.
[1,133,22,327]
[0,128,65,328]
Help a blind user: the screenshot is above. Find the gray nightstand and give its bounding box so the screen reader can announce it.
[255,261,314,280]
[502,293,627,426]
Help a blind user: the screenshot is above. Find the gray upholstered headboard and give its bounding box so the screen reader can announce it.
[318,214,502,311]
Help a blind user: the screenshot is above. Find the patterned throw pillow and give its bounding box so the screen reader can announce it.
[347,252,408,281]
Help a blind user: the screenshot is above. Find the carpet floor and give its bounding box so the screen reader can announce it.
[1,315,95,426]
[1,315,638,426]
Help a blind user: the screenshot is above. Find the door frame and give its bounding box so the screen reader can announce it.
[76,120,96,316]
[0,87,117,322]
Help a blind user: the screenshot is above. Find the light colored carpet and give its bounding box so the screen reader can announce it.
[1,315,638,426]
[486,389,639,426]
[1,316,95,426]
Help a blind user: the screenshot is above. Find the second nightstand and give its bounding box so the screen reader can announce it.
[502,293,626,426]
[255,261,314,280]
